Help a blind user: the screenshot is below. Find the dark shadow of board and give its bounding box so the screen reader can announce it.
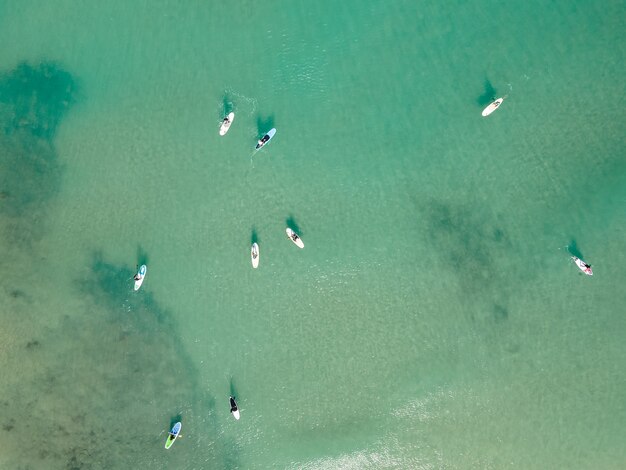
[285,215,301,234]
[229,376,238,399]
[256,114,275,138]
[222,93,232,116]
[136,245,149,267]
[169,414,182,429]
[477,78,497,107]
[250,228,258,244]
[567,239,583,259]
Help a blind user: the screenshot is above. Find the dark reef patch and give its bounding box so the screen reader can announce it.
[411,195,521,353]
[25,339,41,349]
[492,303,509,322]
[1,248,233,468]
[9,288,26,299]
[0,61,242,469]
[78,251,169,325]
[0,61,78,243]
[0,62,77,139]
[418,198,511,284]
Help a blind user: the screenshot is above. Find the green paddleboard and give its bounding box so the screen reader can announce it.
[164,422,181,449]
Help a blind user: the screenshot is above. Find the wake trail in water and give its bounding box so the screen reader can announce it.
[223,88,258,117]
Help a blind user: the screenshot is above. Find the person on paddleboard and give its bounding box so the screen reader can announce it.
[257,134,270,147]
[230,396,238,413]
[134,273,141,281]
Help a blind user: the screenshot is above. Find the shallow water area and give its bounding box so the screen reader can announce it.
[0,0,625,468]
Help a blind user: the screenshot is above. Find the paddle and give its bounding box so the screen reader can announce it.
[127,265,139,281]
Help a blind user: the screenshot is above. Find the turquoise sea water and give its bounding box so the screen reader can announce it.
[0,0,625,468]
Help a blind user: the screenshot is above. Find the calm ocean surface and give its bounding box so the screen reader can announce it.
[0,0,624,468]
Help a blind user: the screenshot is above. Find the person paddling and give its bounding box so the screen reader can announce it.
[257,134,269,147]
[229,396,240,419]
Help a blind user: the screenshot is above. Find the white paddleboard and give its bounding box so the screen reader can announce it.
[219,112,235,136]
[251,243,259,269]
[572,256,593,276]
[134,265,147,291]
[286,228,304,249]
[482,97,504,117]
[230,396,240,420]
[255,128,276,150]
